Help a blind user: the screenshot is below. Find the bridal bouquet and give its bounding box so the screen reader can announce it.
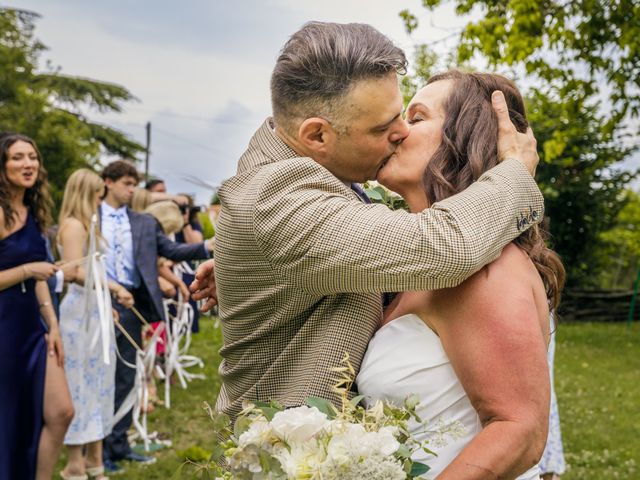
[188,354,457,480]
[219,398,428,480]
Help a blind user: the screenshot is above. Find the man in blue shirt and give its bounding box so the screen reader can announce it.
[99,160,212,471]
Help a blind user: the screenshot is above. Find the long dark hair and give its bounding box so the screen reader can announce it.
[423,70,565,310]
[0,133,53,232]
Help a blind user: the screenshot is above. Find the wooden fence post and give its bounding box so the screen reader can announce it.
[628,267,640,328]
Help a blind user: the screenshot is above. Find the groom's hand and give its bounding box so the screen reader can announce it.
[190,259,218,312]
[492,90,539,176]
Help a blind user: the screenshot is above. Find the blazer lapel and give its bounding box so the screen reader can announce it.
[127,208,143,261]
[97,204,102,230]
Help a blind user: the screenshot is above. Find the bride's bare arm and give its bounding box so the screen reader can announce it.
[424,244,550,479]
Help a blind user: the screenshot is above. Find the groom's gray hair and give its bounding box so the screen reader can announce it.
[271,21,407,135]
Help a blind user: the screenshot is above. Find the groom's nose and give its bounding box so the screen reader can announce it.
[389,118,410,145]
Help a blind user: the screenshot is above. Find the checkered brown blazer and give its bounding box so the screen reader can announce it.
[214,118,544,419]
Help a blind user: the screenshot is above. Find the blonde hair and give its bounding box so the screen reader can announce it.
[131,188,152,212]
[58,168,104,238]
[145,201,183,235]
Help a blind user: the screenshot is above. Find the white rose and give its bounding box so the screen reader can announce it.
[238,417,273,447]
[270,406,331,444]
[326,422,366,461]
[327,424,399,460]
[372,426,400,456]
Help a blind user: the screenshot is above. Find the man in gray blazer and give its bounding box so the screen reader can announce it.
[191,22,543,420]
[99,160,212,469]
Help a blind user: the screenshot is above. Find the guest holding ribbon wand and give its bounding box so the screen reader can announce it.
[0,133,74,480]
[56,168,134,480]
[99,160,213,472]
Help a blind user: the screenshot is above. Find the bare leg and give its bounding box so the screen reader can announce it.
[62,445,85,476]
[85,441,102,467]
[85,440,105,475]
[36,355,74,480]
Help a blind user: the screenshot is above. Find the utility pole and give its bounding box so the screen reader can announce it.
[144,121,151,181]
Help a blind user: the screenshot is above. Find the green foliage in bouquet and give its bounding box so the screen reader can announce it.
[179,353,462,479]
[177,445,214,463]
[305,352,434,478]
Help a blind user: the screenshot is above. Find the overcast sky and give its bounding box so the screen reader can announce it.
[10,1,639,202]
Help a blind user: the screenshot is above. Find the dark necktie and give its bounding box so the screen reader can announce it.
[349,184,395,307]
[350,183,372,204]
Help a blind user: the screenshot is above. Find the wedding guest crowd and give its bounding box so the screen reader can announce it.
[0,132,212,479]
[100,161,212,472]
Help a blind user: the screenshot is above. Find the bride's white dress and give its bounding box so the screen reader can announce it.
[356,314,541,479]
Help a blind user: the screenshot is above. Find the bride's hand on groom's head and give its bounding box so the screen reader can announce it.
[190,259,218,312]
[492,90,539,177]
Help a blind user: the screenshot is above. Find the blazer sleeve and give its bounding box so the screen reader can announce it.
[154,220,209,261]
[254,158,544,295]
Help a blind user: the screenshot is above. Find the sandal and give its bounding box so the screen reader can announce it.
[59,470,88,480]
[86,465,109,480]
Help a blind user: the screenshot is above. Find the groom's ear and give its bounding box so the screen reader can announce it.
[298,117,336,156]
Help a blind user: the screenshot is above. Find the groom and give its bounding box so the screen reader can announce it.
[191,22,544,419]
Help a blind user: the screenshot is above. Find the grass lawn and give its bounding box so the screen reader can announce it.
[56,318,639,479]
[56,316,224,479]
[554,321,639,479]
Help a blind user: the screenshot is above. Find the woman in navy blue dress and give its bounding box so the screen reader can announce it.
[0,134,74,480]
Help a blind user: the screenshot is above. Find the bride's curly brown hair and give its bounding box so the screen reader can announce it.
[0,133,54,233]
[423,70,565,310]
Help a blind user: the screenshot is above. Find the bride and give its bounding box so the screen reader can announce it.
[357,70,565,479]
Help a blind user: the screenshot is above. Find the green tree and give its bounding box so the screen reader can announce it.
[399,44,439,106]
[399,0,639,287]
[405,0,640,132]
[0,8,144,208]
[593,190,640,289]
[526,86,635,285]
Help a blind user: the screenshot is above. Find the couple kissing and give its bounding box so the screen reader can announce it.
[191,21,564,480]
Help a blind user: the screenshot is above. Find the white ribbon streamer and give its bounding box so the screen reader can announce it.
[111,328,153,451]
[110,262,206,450]
[110,311,167,451]
[161,292,205,409]
[173,260,195,276]
[82,215,114,365]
